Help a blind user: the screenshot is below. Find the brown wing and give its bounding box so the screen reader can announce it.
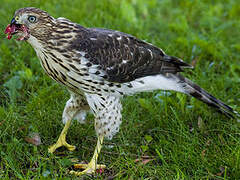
[69,27,192,83]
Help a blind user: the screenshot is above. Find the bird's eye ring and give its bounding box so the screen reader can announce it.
[28,16,37,23]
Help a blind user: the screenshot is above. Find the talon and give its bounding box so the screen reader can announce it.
[70,163,106,175]
[48,120,75,153]
[66,144,76,151]
[48,141,76,153]
[69,136,105,176]
[74,163,106,169]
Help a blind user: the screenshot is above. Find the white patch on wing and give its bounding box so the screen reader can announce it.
[90,37,97,41]
[125,74,184,94]
[117,36,122,40]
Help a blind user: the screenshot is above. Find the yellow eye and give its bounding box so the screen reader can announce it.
[15,16,19,21]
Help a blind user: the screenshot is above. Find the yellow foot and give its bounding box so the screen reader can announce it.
[48,119,75,153]
[69,163,106,176]
[48,139,76,153]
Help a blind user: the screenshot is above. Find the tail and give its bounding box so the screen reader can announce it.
[128,72,239,118]
[177,74,239,119]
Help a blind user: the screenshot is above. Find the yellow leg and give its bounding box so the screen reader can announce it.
[48,119,76,153]
[70,135,106,176]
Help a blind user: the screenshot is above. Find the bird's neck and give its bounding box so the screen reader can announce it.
[27,35,45,51]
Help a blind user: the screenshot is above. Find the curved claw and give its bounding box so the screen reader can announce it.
[48,119,75,153]
[48,141,76,153]
[69,136,105,176]
[70,163,106,176]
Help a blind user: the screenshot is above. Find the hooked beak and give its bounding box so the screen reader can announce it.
[10,18,17,26]
[5,17,30,41]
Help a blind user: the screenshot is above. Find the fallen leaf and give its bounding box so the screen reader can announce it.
[24,132,41,146]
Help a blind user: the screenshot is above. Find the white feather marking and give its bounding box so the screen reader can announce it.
[126,75,184,94]
[91,64,99,69]
[88,68,97,74]
[90,37,97,41]
[84,93,105,113]
[147,49,153,59]
[80,56,88,64]
[79,51,86,56]
[88,67,105,77]
[117,36,122,40]
[107,67,114,70]
[46,23,52,27]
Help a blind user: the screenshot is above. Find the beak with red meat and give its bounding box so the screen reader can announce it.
[5,16,30,41]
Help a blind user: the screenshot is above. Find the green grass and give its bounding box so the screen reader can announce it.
[0,0,240,179]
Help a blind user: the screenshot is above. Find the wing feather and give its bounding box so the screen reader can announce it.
[69,27,192,83]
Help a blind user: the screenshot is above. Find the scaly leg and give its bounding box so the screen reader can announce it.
[70,135,106,176]
[48,119,75,153]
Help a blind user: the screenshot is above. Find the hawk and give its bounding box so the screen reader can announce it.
[5,7,239,176]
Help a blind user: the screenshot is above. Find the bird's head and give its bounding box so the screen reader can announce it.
[5,7,55,41]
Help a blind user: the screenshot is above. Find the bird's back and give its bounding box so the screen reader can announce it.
[68,26,193,83]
